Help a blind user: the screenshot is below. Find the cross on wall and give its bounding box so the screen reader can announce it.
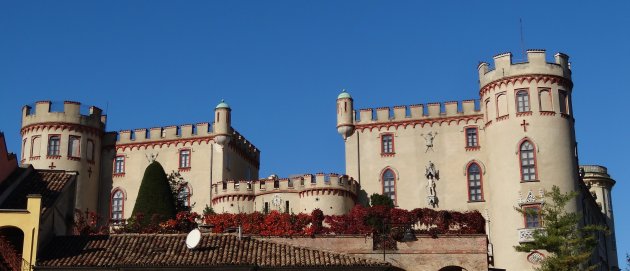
[48,162,56,169]
[520,120,530,132]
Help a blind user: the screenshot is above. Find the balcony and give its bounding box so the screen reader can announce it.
[518,228,544,243]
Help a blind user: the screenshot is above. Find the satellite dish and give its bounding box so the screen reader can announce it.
[186,228,201,249]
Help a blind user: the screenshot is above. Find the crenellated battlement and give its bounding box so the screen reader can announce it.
[478,50,571,89]
[355,99,480,124]
[115,122,213,144]
[212,173,358,198]
[21,101,106,131]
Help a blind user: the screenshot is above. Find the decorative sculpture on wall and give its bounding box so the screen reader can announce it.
[425,161,440,207]
[145,152,159,163]
[421,131,438,152]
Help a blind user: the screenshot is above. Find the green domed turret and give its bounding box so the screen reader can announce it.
[216,99,230,109]
[337,90,352,99]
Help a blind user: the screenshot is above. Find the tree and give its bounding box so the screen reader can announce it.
[132,161,177,225]
[167,171,194,212]
[514,185,607,271]
[369,193,394,208]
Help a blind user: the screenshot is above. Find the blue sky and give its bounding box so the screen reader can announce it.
[1,1,628,264]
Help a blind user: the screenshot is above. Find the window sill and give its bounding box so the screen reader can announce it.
[465,146,480,151]
[520,179,540,183]
[67,156,81,161]
[47,155,61,159]
[496,115,510,122]
[30,156,41,160]
[560,113,571,119]
[539,111,556,116]
[516,111,532,117]
[113,173,125,178]
[381,153,395,157]
[179,167,191,172]
[467,200,485,203]
[87,159,95,165]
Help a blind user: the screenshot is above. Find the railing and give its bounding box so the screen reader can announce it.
[518,228,544,243]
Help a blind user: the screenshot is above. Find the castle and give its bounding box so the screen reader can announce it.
[11,50,618,270]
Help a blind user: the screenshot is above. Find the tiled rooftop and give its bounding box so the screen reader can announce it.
[0,169,75,214]
[37,234,390,270]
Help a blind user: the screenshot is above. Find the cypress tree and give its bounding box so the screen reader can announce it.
[132,161,176,225]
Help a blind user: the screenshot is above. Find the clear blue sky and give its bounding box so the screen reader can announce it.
[1,1,628,264]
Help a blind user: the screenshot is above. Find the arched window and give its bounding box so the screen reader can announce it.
[382,169,396,203]
[31,136,41,157]
[177,185,191,209]
[86,140,94,161]
[111,190,124,222]
[516,90,530,112]
[467,163,483,201]
[519,141,537,181]
[484,99,492,122]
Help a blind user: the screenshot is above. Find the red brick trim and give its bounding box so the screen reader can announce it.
[355,115,483,132]
[21,122,103,136]
[480,74,572,97]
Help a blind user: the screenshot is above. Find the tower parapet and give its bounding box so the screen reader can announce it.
[20,101,106,213]
[478,50,571,92]
[212,173,358,215]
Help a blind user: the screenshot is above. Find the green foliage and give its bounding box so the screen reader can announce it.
[132,161,177,225]
[514,185,607,271]
[369,193,394,208]
[167,171,194,212]
[203,204,215,216]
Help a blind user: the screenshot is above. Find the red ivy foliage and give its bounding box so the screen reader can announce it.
[204,206,485,237]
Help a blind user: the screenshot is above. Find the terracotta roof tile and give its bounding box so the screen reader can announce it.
[37,234,389,269]
[0,169,75,214]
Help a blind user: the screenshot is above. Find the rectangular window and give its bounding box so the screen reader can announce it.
[260,180,266,189]
[381,134,394,154]
[524,206,541,228]
[114,156,125,174]
[47,135,61,156]
[465,127,479,147]
[222,182,227,190]
[68,136,81,158]
[264,202,269,214]
[516,89,531,112]
[179,149,191,168]
[285,201,290,214]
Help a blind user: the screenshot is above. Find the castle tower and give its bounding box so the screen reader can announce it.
[213,100,232,147]
[478,50,577,268]
[581,165,617,267]
[336,90,355,140]
[20,101,106,212]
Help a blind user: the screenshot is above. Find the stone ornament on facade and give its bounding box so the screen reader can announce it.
[145,153,159,163]
[272,194,282,207]
[527,251,545,264]
[517,189,545,206]
[420,131,437,152]
[425,161,439,207]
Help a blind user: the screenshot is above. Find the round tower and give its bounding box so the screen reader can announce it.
[581,165,617,266]
[20,101,106,212]
[213,100,232,147]
[477,50,576,268]
[336,90,355,140]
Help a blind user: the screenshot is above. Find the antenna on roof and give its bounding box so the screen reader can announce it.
[185,228,201,250]
[519,18,526,59]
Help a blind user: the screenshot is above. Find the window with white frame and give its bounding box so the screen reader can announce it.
[382,169,396,202]
[516,90,530,112]
[467,163,483,201]
[466,127,478,148]
[179,149,191,168]
[47,135,60,156]
[381,134,394,154]
[114,156,125,174]
[520,141,537,181]
[111,190,124,222]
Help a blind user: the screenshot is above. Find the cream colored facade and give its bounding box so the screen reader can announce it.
[336,50,618,270]
[19,100,261,220]
[16,49,618,270]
